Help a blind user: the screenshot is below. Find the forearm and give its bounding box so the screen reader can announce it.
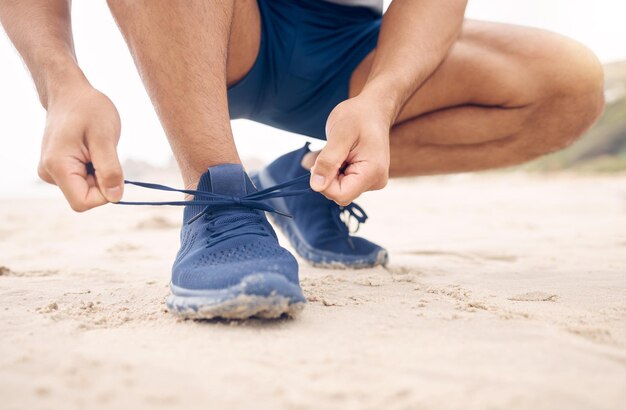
[362,0,467,121]
[0,0,88,108]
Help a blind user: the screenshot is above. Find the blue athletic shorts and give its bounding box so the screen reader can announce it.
[227,0,382,140]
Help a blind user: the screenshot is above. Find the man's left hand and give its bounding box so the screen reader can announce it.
[310,95,391,206]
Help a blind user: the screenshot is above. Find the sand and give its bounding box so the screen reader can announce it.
[1,173,625,410]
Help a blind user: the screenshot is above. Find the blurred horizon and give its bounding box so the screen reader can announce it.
[1,0,625,194]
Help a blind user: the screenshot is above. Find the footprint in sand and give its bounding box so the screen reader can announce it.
[106,243,141,254]
[0,229,16,241]
[402,250,518,263]
[508,291,559,302]
[566,325,613,344]
[0,266,58,277]
[384,264,424,281]
[136,216,179,230]
[384,265,414,275]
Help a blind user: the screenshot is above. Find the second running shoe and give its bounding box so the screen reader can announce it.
[252,144,388,269]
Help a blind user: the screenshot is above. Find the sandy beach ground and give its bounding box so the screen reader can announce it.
[1,172,625,410]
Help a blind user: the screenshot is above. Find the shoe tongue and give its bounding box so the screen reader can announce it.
[291,143,312,178]
[184,164,254,223]
[204,164,248,197]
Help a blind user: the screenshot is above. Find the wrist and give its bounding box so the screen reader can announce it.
[358,76,408,125]
[37,57,90,109]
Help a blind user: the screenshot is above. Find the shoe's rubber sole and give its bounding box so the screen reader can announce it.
[252,170,389,269]
[167,273,306,320]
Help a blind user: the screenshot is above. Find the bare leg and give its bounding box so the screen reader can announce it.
[106,0,261,188]
[349,20,605,177]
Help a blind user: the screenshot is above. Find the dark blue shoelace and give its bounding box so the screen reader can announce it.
[117,173,312,218]
[116,173,368,246]
[117,174,312,247]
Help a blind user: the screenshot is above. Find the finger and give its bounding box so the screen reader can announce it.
[37,163,55,185]
[320,162,369,206]
[49,161,108,212]
[310,122,354,192]
[87,132,124,202]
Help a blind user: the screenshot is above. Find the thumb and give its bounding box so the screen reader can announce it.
[311,127,353,192]
[88,135,124,202]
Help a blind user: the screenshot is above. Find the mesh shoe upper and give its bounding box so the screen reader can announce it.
[171,164,299,290]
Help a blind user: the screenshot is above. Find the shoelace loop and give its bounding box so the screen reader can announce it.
[336,202,368,234]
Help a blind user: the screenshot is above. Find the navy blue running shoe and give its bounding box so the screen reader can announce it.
[120,164,309,319]
[251,144,388,269]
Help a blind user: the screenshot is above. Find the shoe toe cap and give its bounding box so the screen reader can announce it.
[172,240,300,291]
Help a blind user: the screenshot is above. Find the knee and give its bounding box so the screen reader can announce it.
[544,37,605,123]
[530,35,605,151]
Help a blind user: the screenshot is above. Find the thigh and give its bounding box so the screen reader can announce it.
[227,0,261,87]
[350,19,580,124]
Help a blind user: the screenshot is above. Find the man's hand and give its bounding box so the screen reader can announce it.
[38,85,124,212]
[310,95,391,206]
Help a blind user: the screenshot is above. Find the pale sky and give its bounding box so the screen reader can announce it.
[1,0,625,192]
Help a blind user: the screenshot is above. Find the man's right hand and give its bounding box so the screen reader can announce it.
[38,85,124,212]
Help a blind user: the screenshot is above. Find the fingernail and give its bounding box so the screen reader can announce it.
[311,174,325,189]
[105,186,122,202]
